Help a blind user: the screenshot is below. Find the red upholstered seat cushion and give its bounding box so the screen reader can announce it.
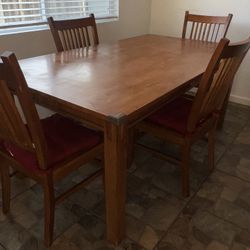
[146,97,193,134]
[3,114,102,173]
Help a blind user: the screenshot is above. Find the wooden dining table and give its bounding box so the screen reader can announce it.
[19,35,216,244]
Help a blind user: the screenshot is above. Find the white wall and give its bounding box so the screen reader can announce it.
[0,0,151,59]
[150,0,250,105]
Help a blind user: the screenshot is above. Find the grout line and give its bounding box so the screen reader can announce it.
[216,168,250,185]
[0,242,7,250]
[9,176,37,201]
[205,209,250,234]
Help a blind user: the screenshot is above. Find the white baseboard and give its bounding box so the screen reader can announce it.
[229,94,250,106]
[189,89,250,106]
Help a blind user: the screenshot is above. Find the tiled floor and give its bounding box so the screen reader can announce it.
[0,102,250,250]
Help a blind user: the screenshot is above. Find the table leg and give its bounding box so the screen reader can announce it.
[104,121,128,244]
[127,127,135,169]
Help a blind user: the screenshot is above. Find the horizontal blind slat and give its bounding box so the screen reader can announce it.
[0,6,117,12]
[0,0,119,29]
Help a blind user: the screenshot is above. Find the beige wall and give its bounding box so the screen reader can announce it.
[0,0,151,59]
[150,0,250,105]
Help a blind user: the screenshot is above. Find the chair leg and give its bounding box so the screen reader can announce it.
[180,140,191,197]
[0,161,10,214]
[208,127,216,171]
[43,175,55,247]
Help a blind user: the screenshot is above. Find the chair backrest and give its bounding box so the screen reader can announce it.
[187,37,250,132]
[182,11,233,42]
[47,14,99,52]
[0,52,49,169]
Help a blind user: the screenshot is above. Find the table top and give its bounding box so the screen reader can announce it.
[20,35,216,122]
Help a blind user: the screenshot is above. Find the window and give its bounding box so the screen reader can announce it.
[0,0,119,29]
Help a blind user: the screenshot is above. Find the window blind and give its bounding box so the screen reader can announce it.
[0,0,119,29]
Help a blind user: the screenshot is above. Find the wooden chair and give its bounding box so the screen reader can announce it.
[0,52,103,246]
[136,37,250,197]
[182,11,233,42]
[182,11,233,128]
[47,14,99,52]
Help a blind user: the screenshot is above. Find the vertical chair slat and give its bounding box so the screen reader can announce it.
[67,29,74,50]
[215,24,221,42]
[198,23,204,40]
[211,24,216,42]
[70,29,76,49]
[206,24,212,41]
[194,22,199,40]
[190,22,195,39]
[202,23,207,41]
[85,27,91,46]
[47,14,99,52]
[62,30,70,50]
[182,11,233,42]
[74,28,81,49]
[80,27,87,47]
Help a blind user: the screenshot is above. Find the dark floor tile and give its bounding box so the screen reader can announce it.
[157,209,249,249]
[29,205,78,241]
[50,222,144,250]
[192,171,250,232]
[225,103,250,123]
[0,219,32,250]
[150,158,210,199]
[0,174,35,206]
[217,121,250,182]
[18,236,46,250]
